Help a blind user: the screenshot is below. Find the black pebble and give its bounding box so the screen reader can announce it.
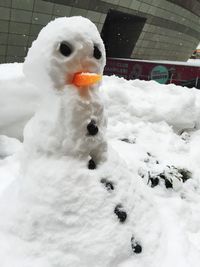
[150,177,159,188]
[134,244,142,254]
[120,138,130,143]
[101,178,114,191]
[88,159,96,170]
[165,178,173,188]
[159,173,166,179]
[114,204,127,223]
[87,120,98,136]
[178,168,191,183]
[120,138,135,144]
[93,45,102,59]
[131,236,142,254]
[59,42,72,57]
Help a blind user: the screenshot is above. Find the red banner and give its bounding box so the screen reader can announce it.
[104,58,200,88]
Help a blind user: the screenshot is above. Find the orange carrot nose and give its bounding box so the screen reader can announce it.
[72,72,102,87]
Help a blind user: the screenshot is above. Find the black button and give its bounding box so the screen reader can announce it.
[150,177,159,188]
[131,236,142,254]
[165,179,173,188]
[101,178,114,191]
[87,120,98,136]
[114,204,127,223]
[88,159,96,170]
[133,244,142,254]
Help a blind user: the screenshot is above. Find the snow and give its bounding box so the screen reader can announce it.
[0,63,23,80]
[0,63,40,140]
[1,16,200,267]
[187,59,200,66]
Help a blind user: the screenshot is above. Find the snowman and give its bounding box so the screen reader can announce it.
[0,17,154,267]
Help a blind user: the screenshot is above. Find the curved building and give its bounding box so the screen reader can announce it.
[0,0,199,63]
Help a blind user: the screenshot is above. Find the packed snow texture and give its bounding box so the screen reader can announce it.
[0,63,40,140]
[1,17,200,267]
[1,75,200,267]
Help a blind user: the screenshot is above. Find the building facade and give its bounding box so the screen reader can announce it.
[0,0,199,63]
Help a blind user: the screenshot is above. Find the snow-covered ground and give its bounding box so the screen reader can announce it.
[1,62,200,266]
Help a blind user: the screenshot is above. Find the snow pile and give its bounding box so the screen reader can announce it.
[0,63,40,140]
[102,76,200,136]
[187,59,200,66]
[0,63,23,80]
[2,74,200,266]
[1,71,200,141]
[1,16,200,267]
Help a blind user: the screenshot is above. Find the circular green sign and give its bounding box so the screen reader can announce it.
[151,65,169,84]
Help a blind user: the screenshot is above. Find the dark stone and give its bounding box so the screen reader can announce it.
[150,177,159,188]
[131,236,142,254]
[101,178,114,191]
[159,173,166,179]
[106,182,114,191]
[59,42,73,57]
[178,168,191,183]
[87,120,98,136]
[120,138,130,143]
[93,45,102,59]
[134,243,142,254]
[165,178,173,188]
[120,138,135,144]
[114,204,127,223]
[140,174,145,178]
[88,159,96,170]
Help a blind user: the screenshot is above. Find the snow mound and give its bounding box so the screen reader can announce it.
[101,75,200,136]
[1,68,200,140]
[1,73,200,266]
[0,65,40,140]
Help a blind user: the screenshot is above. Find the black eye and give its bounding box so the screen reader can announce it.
[59,42,72,57]
[93,45,102,59]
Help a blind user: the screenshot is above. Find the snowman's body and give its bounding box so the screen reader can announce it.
[23,85,107,162]
[0,17,140,267]
[0,90,135,266]
[0,148,134,267]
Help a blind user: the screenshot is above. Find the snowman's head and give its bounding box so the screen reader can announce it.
[23,16,106,91]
